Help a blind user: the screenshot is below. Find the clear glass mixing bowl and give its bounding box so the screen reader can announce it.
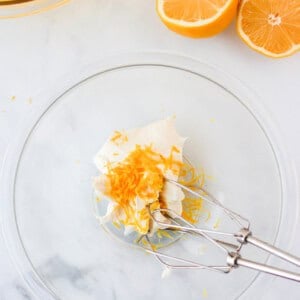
[0,0,68,18]
[1,53,298,300]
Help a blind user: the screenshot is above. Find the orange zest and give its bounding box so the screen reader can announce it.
[237,0,300,58]
[103,145,183,234]
[101,144,205,234]
[180,163,204,224]
[110,130,128,145]
[182,197,202,224]
[156,0,239,38]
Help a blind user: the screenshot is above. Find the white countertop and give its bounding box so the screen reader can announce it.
[0,1,299,299]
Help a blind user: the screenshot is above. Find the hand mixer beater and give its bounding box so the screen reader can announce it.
[137,176,300,282]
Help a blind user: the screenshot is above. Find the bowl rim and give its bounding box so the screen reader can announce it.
[0,0,68,19]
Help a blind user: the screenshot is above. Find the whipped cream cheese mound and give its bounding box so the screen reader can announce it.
[93,118,186,235]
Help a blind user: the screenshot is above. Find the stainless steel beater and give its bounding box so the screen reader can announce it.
[138,179,300,282]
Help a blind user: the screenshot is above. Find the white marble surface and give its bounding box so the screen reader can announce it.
[0,1,299,299]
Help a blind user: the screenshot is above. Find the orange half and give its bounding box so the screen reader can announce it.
[237,0,300,58]
[156,0,239,38]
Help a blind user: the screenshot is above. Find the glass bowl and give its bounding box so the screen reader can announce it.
[1,53,298,300]
[0,0,68,18]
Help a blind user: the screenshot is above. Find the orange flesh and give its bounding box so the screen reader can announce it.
[163,0,228,21]
[157,0,239,38]
[239,0,300,55]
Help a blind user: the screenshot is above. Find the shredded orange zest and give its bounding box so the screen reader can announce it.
[205,211,211,222]
[179,163,205,187]
[157,229,163,239]
[141,238,149,247]
[171,145,180,153]
[100,140,206,236]
[158,230,173,239]
[182,197,202,224]
[110,130,129,146]
[179,163,204,224]
[103,144,183,234]
[112,221,121,229]
[213,217,221,229]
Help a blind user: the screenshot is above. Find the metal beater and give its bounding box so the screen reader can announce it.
[138,179,300,282]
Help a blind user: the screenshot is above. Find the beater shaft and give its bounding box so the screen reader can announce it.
[144,180,300,282]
